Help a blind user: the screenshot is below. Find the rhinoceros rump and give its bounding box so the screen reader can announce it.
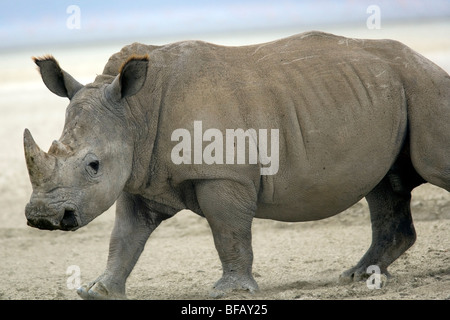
[24,32,450,299]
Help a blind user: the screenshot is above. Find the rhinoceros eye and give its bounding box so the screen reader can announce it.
[84,153,101,177]
[88,160,99,174]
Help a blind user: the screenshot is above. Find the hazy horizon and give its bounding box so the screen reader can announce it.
[2,0,449,50]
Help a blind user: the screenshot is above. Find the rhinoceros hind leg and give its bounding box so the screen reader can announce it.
[340,153,424,283]
[406,64,450,193]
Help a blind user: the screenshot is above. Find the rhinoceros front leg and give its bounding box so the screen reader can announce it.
[195,179,259,298]
[78,192,163,300]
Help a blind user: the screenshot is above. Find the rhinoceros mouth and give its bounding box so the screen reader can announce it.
[27,218,60,230]
[26,207,80,231]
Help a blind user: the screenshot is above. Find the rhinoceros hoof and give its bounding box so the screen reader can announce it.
[209,273,259,298]
[77,281,126,300]
[339,266,390,285]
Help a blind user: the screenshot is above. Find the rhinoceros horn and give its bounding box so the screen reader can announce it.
[23,129,56,187]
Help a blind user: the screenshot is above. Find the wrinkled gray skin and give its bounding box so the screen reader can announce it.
[24,32,450,299]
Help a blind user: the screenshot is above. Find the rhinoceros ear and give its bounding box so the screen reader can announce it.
[106,54,149,101]
[32,55,83,99]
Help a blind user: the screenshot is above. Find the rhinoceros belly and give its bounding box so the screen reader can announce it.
[254,57,408,222]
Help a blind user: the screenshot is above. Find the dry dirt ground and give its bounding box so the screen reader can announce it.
[1,188,449,300]
[0,21,449,300]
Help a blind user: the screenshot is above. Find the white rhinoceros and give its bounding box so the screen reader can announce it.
[24,31,450,299]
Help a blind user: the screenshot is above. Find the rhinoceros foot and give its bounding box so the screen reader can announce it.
[209,273,259,298]
[339,265,390,285]
[77,280,127,300]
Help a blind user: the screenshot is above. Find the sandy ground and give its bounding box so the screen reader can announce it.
[0,21,449,300]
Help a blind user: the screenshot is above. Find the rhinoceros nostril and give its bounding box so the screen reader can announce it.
[60,209,78,230]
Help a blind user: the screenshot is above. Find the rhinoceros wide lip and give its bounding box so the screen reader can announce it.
[27,207,81,231]
[27,218,60,231]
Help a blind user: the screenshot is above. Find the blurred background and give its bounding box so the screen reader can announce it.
[1,0,450,50]
[0,0,449,228]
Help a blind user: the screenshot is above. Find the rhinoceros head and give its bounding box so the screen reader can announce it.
[24,55,148,230]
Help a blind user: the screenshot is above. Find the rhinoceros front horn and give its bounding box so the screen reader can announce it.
[23,129,56,187]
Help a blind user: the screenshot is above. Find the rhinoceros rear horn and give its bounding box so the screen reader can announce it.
[23,129,56,187]
[32,55,83,100]
[106,55,149,101]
